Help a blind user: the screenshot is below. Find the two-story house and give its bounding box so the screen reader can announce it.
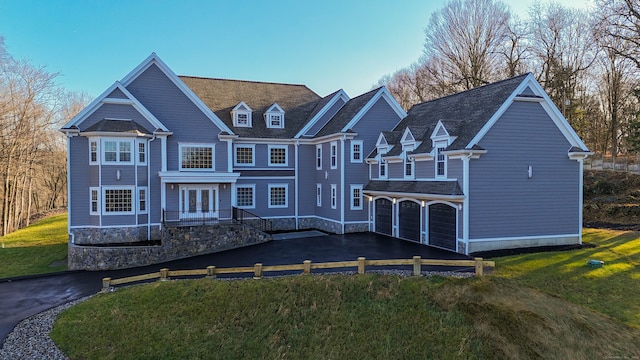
[61,54,590,270]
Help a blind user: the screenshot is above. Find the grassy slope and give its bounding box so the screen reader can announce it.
[0,213,68,278]
[52,228,640,359]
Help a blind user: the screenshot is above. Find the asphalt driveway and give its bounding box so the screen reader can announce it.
[0,232,471,345]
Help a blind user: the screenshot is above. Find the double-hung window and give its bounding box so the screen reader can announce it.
[103,139,133,164]
[268,145,288,166]
[435,142,447,178]
[89,140,98,164]
[234,145,255,166]
[138,141,146,164]
[138,187,147,213]
[350,185,363,210]
[180,145,214,170]
[331,184,337,209]
[90,188,99,215]
[404,156,414,179]
[330,141,337,169]
[316,144,322,170]
[351,140,363,163]
[379,160,387,179]
[316,184,322,207]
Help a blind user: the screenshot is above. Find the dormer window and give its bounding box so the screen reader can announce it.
[265,103,285,129]
[232,102,253,128]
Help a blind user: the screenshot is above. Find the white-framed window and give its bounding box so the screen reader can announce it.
[435,141,447,178]
[350,185,363,210]
[180,144,214,170]
[89,187,99,215]
[269,114,282,128]
[331,184,337,209]
[138,187,147,214]
[265,103,285,129]
[404,156,414,179]
[137,140,146,164]
[351,140,363,163]
[330,141,338,169]
[236,185,255,208]
[316,183,322,207]
[268,145,288,166]
[232,102,253,127]
[268,184,288,208]
[316,144,322,170]
[236,113,250,127]
[234,145,255,166]
[379,160,387,179]
[89,139,98,164]
[103,139,133,164]
[103,186,134,215]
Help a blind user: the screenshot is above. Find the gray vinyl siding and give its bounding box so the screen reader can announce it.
[126,64,228,172]
[78,103,156,132]
[415,160,435,179]
[305,98,346,136]
[68,136,92,226]
[344,98,402,222]
[101,167,136,185]
[315,140,341,220]
[447,159,463,182]
[298,144,316,216]
[243,179,295,218]
[468,101,579,239]
[253,144,293,168]
[148,139,163,223]
[387,162,403,179]
[107,88,128,99]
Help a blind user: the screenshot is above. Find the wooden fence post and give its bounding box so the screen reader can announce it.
[474,258,484,276]
[357,257,366,274]
[303,260,312,274]
[254,263,263,279]
[413,256,421,276]
[102,277,111,291]
[160,268,170,281]
[207,266,216,279]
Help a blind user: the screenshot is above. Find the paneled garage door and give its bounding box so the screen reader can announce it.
[429,203,456,251]
[398,200,421,241]
[375,198,393,236]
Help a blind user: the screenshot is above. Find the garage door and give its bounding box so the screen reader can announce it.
[375,198,392,236]
[398,200,421,241]
[429,203,456,251]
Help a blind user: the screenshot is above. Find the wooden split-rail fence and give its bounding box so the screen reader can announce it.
[102,256,495,291]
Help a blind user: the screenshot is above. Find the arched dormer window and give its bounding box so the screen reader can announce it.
[265,103,285,129]
[232,102,253,127]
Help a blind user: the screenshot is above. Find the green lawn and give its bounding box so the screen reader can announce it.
[0,213,68,278]
[51,228,640,359]
[490,228,640,328]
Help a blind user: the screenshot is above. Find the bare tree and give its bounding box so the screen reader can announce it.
[423,0,512,91]
[595,0,640,70]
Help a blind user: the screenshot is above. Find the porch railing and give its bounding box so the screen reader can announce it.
[162,209,233,226]
[161,207,272,234]
[232,207,272,233]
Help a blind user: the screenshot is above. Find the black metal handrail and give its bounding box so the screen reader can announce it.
[232,207,272,233]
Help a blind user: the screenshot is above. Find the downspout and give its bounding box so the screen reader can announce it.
[147,135,157,240]
[340,135,345,234]
[462,154,471,255]
[160,135,167,222]
[295,140,299,230]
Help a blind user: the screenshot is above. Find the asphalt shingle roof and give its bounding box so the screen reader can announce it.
[314,87,381,137]
[364,180,464,197]
[179,76,322,138]
[83,119,152,134]
[392,73,529,152]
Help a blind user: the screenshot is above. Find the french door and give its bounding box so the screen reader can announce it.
[180,185,218,219]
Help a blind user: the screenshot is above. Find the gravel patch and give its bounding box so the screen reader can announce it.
[0,270,473,359]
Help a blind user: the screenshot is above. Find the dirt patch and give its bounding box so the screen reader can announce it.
[583,170,640,228]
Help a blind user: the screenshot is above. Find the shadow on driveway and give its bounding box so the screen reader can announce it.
[0,232,471,345]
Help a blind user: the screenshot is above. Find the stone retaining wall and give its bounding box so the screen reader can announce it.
[68,223,271,271]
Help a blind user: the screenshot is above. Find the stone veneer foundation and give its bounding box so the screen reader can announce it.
[68,223,270,271]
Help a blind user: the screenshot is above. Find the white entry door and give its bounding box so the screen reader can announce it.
[180,185,218,219]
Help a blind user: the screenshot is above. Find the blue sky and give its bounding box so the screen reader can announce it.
[0,0,590,98]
